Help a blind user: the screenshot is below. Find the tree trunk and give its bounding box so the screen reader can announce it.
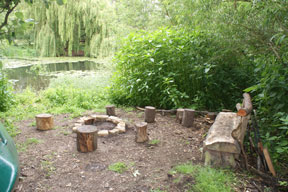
[135,122,149,143]
[237,93,253,117]
[181,109,195,128]
[176,108,184,123]
[77,125,98,153]
[35,114,54,131]
[144,106,156,123]
[106,105,116,116]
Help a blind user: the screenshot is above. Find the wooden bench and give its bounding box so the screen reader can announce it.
[203,93,252,167]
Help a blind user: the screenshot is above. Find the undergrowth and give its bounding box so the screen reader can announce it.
[170,163,237,192]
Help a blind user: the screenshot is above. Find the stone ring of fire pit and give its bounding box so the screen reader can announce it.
[73,115,126,137]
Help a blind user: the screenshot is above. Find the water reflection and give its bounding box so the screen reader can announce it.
[6,61,100,91]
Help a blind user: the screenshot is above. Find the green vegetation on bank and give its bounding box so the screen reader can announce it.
[0,64,112,136]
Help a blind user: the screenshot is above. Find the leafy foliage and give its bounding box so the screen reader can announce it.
[0,61,14,112]
[25,0,114,57]
[110,28,254,110]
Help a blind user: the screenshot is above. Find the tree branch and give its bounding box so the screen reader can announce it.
[0,1,20,32]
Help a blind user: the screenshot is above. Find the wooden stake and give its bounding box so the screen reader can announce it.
[106,105,116,116]
[135,122,149,143]
[144,106,156,123]
[263,147,276,177]
[77,125,98,153]
[35,114,54,131]
[176,108,184,123]
[181,109,195,128]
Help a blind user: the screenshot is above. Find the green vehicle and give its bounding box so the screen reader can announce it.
[0,123,19,192]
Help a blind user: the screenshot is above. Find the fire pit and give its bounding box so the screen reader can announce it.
[73,115,126,137]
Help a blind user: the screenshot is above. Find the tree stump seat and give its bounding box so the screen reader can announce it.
[77,125,98,153]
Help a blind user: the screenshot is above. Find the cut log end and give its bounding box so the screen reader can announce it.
[237,109,248,117]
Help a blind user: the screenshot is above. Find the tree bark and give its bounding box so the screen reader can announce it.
[176,108,184,123]
[181,109,195,128]
[135,122,149,143]
[106,105,116,116]
[35,114,54,131]
[237,93,253,116]
[144,106,156,123]
[77,125,98,153]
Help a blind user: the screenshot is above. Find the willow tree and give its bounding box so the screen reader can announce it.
[30,0,115,57]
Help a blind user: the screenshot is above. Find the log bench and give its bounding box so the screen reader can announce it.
[203,93,252,167]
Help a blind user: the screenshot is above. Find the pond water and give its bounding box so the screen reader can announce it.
[5,60,100,91]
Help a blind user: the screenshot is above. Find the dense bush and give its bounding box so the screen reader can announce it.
[0,61,14,112]
[110,28,255,110]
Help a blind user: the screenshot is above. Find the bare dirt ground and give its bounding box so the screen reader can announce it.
[14,109,266,192]
[14,109,210,192]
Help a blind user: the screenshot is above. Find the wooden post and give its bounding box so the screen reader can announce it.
[144,106,156,123]
[181,109,195,128]
[176,108,184,123]
[77,125,98,153]
[135,122,149,143]
[263,147,276,176]
[35,114,54,131]
[237,93,253,117]
[106,105,116,116]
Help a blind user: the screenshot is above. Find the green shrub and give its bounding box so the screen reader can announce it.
[0,62,14,112]
[110,28,254,110]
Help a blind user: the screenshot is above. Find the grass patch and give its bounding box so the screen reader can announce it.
[170,163,237,192]
[108,162,128,173]
[148,139,160,145]
[17,137,42,152]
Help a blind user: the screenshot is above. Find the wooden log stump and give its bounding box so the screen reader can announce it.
[181,109,195,128]
[35,114,54,131]
[77,125,98,153]
[106,105,116,116]
[176,108,184,123]
[135,122,149,143]
[144,106,156,123]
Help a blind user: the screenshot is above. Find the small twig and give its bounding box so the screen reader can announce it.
[252,181,263,192]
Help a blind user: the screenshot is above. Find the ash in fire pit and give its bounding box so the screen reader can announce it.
[93,121,116,130]
[73,115,126,137]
